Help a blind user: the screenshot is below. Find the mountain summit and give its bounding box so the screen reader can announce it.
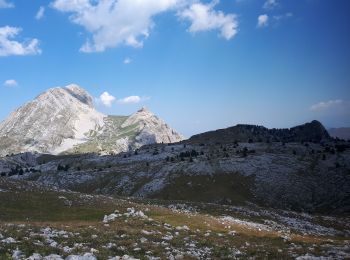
[0,84,183,156]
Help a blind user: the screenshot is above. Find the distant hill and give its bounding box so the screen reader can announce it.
[187,120,331,144]
[328,127,350,140]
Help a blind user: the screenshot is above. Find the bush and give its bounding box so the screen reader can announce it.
[335,144,347,153]
[242,147,248,157]
[57,164,69,171]
[180,150,198,159]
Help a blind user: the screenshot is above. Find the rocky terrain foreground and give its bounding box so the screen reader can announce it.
[0,137,350,258]
[0,178,349,259]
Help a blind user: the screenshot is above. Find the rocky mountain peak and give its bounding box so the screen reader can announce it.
[0,84,105,155]
[0,85,183,156]
[137,106,150,113]
[64,84,94,108]
[34,84,94,110]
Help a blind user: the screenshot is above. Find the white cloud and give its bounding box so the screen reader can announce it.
[36,6,45,20]
[97,92,149,107]
[99,91,116,107]
[51,0,237,52]
[118,96,150,104]
[0,0,14,8]
[118,95,141,104]
[51,0,182,52]
[3,79,17,87]
[257,14,269,28]
[0,26,42,56]
[123,57,132,64]
[178,0,238,40]
[263,0,278,10]
[310,100,343,111]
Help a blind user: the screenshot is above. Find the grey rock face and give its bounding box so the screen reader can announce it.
[0,84,105,156]
[0,84,183,156]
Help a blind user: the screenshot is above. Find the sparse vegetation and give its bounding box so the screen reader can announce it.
[0,177,348,259]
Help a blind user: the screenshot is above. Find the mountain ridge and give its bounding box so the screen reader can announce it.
[187,120,331,144]
[0,84,183,156]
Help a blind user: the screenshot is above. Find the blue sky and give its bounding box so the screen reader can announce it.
[0,0,349,137]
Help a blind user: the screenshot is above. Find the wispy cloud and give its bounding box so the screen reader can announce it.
[123,57,132,64]
[273,12,293,22]
[118,96,150,104]
[310,99,343,111]
[3,79,17,87]
[272,12,294,25]
[35,6,45,20]
[0,0,14,9]
[257,14,269,28]
[118,96,141,104]
[263,0,279,10]
[0,26,41,56]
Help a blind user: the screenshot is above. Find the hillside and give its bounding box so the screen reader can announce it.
[3,136,350,214]
[0,178,349,259]
[1,120,350,258]
[187,120,331,144]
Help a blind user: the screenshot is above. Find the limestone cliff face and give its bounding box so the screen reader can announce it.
[65,107,184,155]
[0,84,183,156]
